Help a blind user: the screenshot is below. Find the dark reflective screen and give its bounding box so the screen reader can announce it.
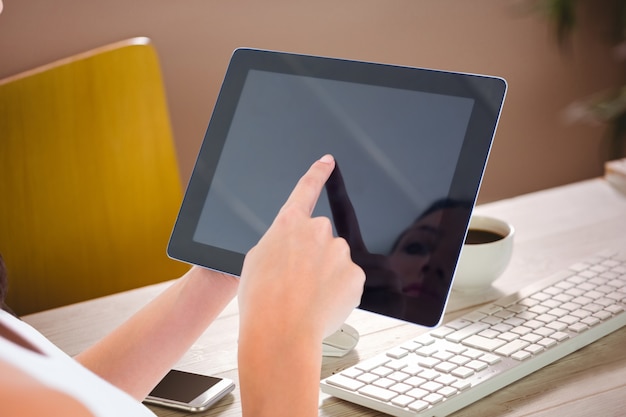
[169,49,506,327]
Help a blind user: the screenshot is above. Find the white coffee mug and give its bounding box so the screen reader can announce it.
[453,215,514,291]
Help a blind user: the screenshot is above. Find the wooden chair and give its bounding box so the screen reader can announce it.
[0,37,190,315]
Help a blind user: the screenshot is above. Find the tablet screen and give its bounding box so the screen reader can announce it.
[168,49,506,327]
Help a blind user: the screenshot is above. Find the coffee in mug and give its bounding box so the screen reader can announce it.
[465,229,505,245]
[454,215,514,291]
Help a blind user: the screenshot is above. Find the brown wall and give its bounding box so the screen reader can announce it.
[1,0,623,203]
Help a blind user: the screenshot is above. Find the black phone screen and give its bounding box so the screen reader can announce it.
[148,369,222,403]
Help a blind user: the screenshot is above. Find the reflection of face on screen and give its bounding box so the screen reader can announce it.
[388,200,472,299]
[192,69,474,260]
[325,165,471,324]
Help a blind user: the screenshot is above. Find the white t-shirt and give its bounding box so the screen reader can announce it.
[0,309,156,417]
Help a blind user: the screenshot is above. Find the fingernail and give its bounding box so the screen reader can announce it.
[319,154,334,164]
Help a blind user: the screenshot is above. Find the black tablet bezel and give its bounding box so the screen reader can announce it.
[168,48,506,326]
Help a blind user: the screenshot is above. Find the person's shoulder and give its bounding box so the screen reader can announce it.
[0,359,94,417]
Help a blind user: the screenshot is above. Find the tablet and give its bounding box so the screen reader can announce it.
[168,48,507,327]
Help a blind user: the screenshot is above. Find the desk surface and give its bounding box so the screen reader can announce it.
[24,178,626,417]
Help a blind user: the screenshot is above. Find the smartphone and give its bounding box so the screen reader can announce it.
[144,369,235,413]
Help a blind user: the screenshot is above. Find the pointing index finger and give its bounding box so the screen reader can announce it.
[282,154,336,217]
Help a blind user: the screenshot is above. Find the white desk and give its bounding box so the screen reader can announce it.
[24,177,626,416]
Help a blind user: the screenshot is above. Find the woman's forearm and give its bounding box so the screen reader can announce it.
[76,266,238,400]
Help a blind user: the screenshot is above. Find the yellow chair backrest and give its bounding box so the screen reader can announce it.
[0,37,190,315]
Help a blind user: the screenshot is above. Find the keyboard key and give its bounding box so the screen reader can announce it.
[495,340,530,356]
[478,304,502,315]
[523,320,544,330]
[449,355,471,366]
[525,344,543,355]
[529,305,550,315]
[327,374,364,391]
[430,326,455,339]
[569,323,588,333]
[569,262,589,272]
[463,335,507,352]
[390,382,412,394]
[498,332,519,342]
[342,367,362,378]
[493,309,515,319]
[491,322,515,333]
[451,380,471,391]
[511,350,532,361]
[402,364,423,376]
[386,347,409,359]
[581,316,600,327]
[438,386,458,397]
[594,310,613,320]
[418,369,440,380]
[415,335,436,346]
[373,378,395,389]
[421,381,444,392]
[423,393,444,404]
[504,317,525,327]
[463,311,488,322]
[391,395,414,407]
[359,385,397,402]
[465,360,488,372]
[511,326,533,336]
[481,315,503,325]
[372,366,393,377]
[357,373,379,384]
[408,400,429,412]
[547,308,568,317]
[446,344,467,355]
[404,376,426,386]
[433,350,455,361]
[418,357,441,369]
[463,348,486,359]
[356,356,390,372]
[521,333,542,343]
[531,292,551,301]
[553,293,573,303]
[434,362,457,373]
[560,302,581,312]
[535,313,557,323]
[435,374,457,385]
[534,327,555,337]
[571,309,591,319]
[606,305,624,314]
[416,345,438,357]
[451,367,474,378]
[447,319,473,330]
[445,322,490,343]
[479,353,501,365]
[546,321,568,331]
[388,371,410,382]
[406,387,429,399]
[537,338,557,348]
[386,359,408,371]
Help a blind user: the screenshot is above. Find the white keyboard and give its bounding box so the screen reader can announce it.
[321,250,626,417]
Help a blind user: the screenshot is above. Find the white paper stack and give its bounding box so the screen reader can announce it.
[605,158,626,195]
